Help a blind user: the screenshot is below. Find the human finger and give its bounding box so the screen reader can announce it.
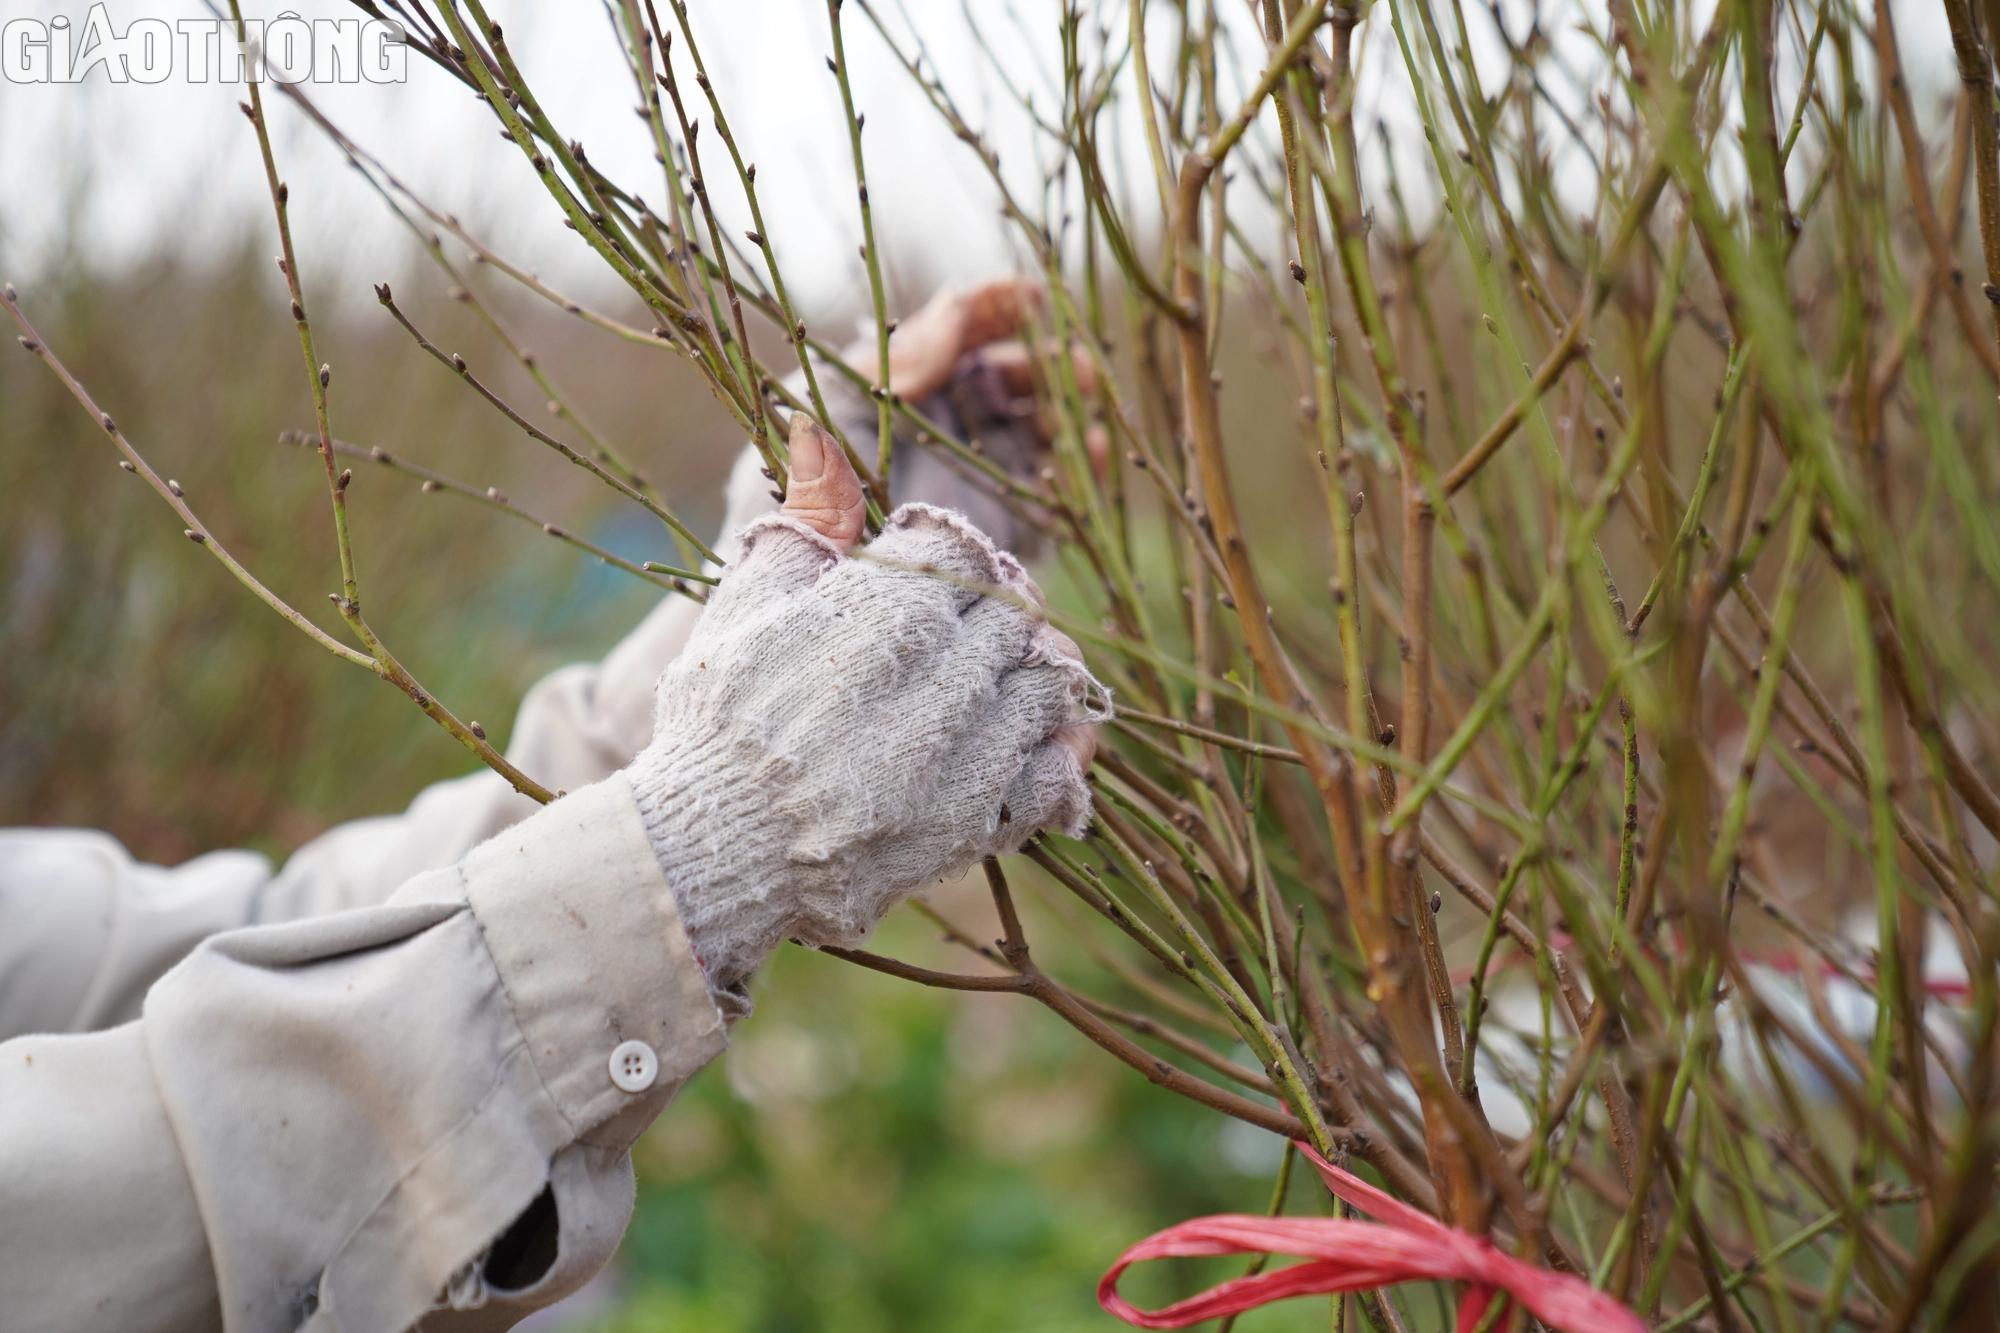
[874,286,970,402]
[780,413,867,548]
[957,275,1043,349]
[1052,722,1097,771]
[702,418,860,620]
[976,338,1098,399]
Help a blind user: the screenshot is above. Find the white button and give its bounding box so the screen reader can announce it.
[608,1040,658,1092]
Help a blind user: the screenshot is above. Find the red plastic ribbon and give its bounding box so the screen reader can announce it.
[1098,1142,1646,1333]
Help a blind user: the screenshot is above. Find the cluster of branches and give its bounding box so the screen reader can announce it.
[9,0,2000,1328]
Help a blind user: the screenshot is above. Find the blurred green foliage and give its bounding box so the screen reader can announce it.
[597,912,1339,1333]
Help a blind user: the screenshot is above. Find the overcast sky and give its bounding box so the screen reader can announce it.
[3,0,1061,324]
[0,0,1967,338]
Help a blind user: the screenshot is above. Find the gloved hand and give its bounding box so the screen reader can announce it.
[630,414,1103,996]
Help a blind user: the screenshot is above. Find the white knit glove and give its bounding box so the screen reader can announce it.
[628,497,1103,997]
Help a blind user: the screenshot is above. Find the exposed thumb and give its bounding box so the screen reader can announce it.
[780,412,867,549]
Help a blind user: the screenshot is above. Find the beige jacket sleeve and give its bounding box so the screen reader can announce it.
[0,774,727,1333]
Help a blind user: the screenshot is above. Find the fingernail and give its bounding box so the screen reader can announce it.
[787,412,826,482]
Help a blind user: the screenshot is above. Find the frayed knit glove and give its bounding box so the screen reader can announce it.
[629,419,1103,1000]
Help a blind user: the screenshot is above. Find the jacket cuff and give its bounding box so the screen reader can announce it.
[460,773,728,1145]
